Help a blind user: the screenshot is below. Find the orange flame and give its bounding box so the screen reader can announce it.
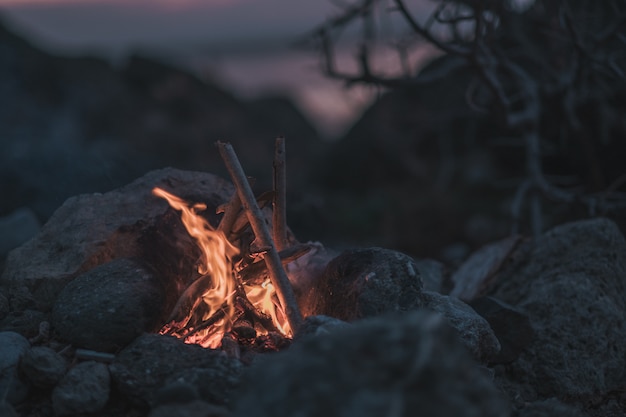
[153,187,292,348]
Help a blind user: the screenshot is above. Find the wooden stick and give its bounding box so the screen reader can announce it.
[75,349,116,363]
[217,191,242,237]
[239,243,313,286]
[217,178,255,237]
[217,141,303,334]
[273,136,288,251]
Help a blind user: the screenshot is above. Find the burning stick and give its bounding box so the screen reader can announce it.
[217,191,242,238]
[273,136,288,251]
[217,178,255,238]
[217,141,304,334]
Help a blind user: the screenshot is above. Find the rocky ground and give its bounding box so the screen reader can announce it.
[2,8,626,417]
[1,168,625,417]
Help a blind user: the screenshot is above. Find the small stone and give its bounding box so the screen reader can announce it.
[51,258,165,351]
[311,247,424,320]
[20,346,67,387]
[149,400,229,417]
[0,331,30,404]
[0,309,47,338]
[5,285,35,312]
[52,361,110,416]
[419,291,501,363]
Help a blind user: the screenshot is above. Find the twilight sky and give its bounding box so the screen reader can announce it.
[0,0,339,52]
[0,0,434,137]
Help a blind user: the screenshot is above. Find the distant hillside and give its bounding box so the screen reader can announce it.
[0,16,324,221]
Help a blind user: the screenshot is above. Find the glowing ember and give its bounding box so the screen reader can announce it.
[153,187,291,348]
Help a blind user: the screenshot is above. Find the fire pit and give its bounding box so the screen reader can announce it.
[3,140,625,417]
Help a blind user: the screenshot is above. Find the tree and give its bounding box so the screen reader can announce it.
[309,0,626,235]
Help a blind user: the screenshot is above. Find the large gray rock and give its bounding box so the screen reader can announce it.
[310,247,424,320]
[0,168,234,311]
[233,311,510,417]
[419,291,500,363]
[51,361,110,416]
[0,331,30,404]
[51,258,164,351]
[491,218,626,398]
[110,334,242,408]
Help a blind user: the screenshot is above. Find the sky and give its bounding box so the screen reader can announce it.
[0,0,434,137]
[0,0,340,53]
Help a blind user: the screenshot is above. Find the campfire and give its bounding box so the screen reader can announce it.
[153,139,304,349]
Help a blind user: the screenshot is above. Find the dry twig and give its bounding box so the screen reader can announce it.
[217,141,304,334]
[273,136,288,251]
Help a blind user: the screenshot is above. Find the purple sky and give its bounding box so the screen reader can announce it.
[0,0,338,52]
[0,0,436,137]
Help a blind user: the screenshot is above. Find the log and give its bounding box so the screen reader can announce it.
[217,141,303,334]
[239,243,313,286]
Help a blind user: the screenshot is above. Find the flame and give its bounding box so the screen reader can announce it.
[244,279,291,336]
[153,187,291,348]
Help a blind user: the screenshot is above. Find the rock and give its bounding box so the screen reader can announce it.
[284,241,337,317]
[311,247,424,320]
[51,258,164,352]
[51,361,110,416]
[450,235,522,302]
[232,311,510,417]
[414,258,446,293]
[0,208,40,256]
[517,398,587,417]
[419,291,500,363]
[154,380,201,405]
[491,218,626,398]
[0,291,8,320]
[110,334,242,408]
[294,315,350,341]
[20,346,67,387]
[4,285,35,312]
[0,402,19,417]
[0,309,47,338]
[0,331,30,404]
[169,367,243,408]
[0,168,234,310]
[149,400,229,417]
[469,296,533,364]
